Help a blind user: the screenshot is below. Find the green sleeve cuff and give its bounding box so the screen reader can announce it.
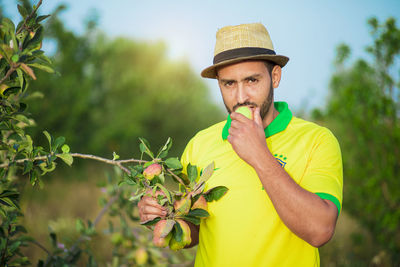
[315,192,341,215]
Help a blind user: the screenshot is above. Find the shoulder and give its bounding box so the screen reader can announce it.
[190,121,226,144]
[181,121,226,161]
[288,116,338,141]
[287,117,341,157]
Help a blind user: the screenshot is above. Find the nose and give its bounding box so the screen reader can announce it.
[236,83,249,104]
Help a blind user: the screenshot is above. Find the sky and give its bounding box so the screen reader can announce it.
[3,0,400,112]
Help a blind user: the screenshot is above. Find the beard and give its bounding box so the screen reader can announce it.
[223,79,274,120]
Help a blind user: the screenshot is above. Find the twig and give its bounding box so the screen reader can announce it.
[69,153,146,174]
[16,0,43,35]
[93,195,118,227]
[0,64,20,85]
[167,168,187,189]
[0,153,147,174]
[30,239,51,255]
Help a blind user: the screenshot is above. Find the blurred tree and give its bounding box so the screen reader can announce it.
[24,3,223,159]
[313,17,400,265]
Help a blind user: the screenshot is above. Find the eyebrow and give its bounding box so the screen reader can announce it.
[219,73,263,83]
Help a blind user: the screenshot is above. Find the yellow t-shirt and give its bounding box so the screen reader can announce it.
[181,102,343,267]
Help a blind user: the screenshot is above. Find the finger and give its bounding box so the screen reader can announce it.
[253,107,263,127]
[141,205,167,217]
[227,133,234,145]
[139,206,167,223]
[229,119,243,130]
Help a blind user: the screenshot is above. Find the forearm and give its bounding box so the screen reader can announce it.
[253,150,338,247]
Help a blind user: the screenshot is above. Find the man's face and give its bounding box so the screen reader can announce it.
[217,61,275,120]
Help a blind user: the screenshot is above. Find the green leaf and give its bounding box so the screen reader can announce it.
[25,25,43,51]
[36,53,52,64]
[198,162,215,184]
[173,221,183,242]
[204,186,229,202]
[61,144,70,153]
[3,86,20,96]
[0,190,19,199]
[28,62,55,73]
[0,197,17,208]
[128,192,144,202]
[36,15,51,23]
[138,137,154,159]
[133,164,143,173]
[160,219,175,238]
[158,172,165,184]
[181,215,200,225]
[124,176,136,186]
[11,225,27,235]
[76,218,85,233]
[39,161,56,175]
[43,131,52,149]
[14,114,30,125]
[9,241,21,253]
[187,163,198,183]
[155,183,172,204]
[140,217,161,226]
[49,232,57,248]
[53,136,65,151]
[139,143,146,154]
[18,102,27,112]
[23,160,33,174]
[175,197,191,215]
[11,54,19,63]
[17,4,29,18]
[156,137,172,159]
[165,157,182,169]
[56,153,73,166]
[16,68,24,88]
[188,208,209,218]
[112,151,119,160]
[1,18,15,34]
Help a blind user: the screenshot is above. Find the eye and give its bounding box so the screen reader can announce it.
[224,81,234,87]
[247,77,258,83]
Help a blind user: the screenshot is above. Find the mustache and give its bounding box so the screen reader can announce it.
[233,101,258,111]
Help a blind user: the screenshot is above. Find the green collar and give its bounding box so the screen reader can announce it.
[222,101,293,140]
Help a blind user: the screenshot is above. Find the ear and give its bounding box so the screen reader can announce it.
[271,65,282,89]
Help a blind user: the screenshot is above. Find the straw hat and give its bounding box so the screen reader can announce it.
[201,23,289,79]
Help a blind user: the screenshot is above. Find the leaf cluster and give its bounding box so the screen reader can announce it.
[313,17,400,265]
[0,2,73,266]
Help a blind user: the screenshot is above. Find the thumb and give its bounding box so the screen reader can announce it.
[253,107,263,127]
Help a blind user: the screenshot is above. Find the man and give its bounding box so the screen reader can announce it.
[138,23,343,266]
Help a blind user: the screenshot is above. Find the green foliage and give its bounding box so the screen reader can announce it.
[0,2,77,265]
[313,17,400,265]
[0,0,225,265]
[24,8,223,159]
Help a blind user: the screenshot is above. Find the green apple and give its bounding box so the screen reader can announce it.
[235,106,253,119]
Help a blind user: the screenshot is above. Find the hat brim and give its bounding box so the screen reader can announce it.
[201,54,289,79]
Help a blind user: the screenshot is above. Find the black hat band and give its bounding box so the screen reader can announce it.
[213,47,276,64]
